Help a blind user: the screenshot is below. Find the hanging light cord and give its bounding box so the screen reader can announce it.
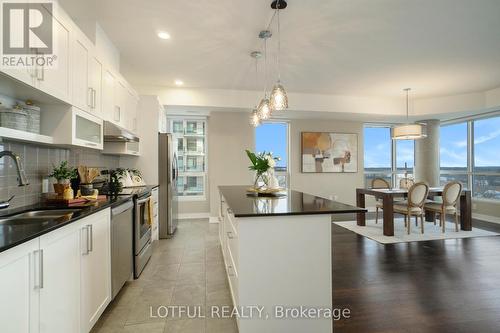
[263,37,268,96]
[276,0,281,82]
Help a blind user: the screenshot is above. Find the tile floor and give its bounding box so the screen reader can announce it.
[91,219,238,333]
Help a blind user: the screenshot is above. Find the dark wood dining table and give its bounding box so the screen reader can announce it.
[356,187,472,236]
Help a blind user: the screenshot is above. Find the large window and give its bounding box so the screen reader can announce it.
[169,118,207,200]
[473,116,500,199]
[440,115,500,200]
[255,122,289,187]
[364,126,414,187]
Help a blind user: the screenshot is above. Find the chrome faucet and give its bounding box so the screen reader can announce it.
[0,151,29,186]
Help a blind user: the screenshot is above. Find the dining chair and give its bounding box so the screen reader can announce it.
[424,181,463,233]
[371,178,391,224]
[393,182,430,234]
[399,177,415,190]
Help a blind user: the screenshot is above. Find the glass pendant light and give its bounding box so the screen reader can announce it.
[269,0,288,111]
[250,109,261,127]
[393,88,427,140]
[257,31,272,120]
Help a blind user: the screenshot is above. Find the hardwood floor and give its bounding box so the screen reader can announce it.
[332,215,500,333]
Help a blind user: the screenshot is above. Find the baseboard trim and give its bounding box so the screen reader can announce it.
[209,216,220,224]
[178,213,210,220]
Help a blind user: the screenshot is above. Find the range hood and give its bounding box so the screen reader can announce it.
[104,121,139,142]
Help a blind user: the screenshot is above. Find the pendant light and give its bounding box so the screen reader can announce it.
[393,88,427,140]
[257,31,272,120]
[250,51,262,127]
[269,0,288,111]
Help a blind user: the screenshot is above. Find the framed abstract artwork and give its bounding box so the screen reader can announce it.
[301,132,358,173]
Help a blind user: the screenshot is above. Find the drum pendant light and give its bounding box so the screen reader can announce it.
[393,88,427,140]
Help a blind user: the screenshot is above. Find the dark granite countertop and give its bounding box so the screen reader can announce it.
[219,185,367,218]
[0,195,133,254]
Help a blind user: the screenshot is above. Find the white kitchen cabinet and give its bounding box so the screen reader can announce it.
[89,57,102,116]
[39,222,81,333]
[72,37,91,112]
[0,5,70,103]
[102,68,116,122]
[80,209,111,333]
[114,80,128,128]
[43,106,103,150]
[0,238,40,333]
[127,89,139,133]
[37,11,71,103]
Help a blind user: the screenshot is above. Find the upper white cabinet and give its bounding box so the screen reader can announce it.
[102,68,116,123]
[72,30,103,116]
[37,9,71,103]
[80,210,111,333]
[0,5,71,103]
[0,238,39,333]
[43,106,103,150]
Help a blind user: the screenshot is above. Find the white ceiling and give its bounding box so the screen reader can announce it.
[93,0,500,98]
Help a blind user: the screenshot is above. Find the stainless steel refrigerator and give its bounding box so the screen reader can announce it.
[158,133,179,237]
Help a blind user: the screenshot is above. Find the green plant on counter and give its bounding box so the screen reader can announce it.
[49,161,77,183]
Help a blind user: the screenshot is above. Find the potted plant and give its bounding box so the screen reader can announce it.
[49,161,77,195]
[245,150,281,189]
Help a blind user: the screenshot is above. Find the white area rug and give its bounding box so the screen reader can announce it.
[334,219,499,244]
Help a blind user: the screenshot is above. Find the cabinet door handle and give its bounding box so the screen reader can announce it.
[92,88,97,108]
[227,265,235,277]
[39,249,44,289]
[87,224,93,252]
[227,231,234,239]
[82,226,89,255]
[88,87,93,108]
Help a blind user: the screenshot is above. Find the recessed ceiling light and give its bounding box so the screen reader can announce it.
[157,31,171,40]
[174,80,184,86]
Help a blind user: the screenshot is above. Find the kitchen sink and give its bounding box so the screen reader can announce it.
[0,208,83,226]
[12,209,82,219]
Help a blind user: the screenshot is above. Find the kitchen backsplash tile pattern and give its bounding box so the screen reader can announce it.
[0,140,119,209]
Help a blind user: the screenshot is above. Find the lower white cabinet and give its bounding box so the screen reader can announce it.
[80,210,111,333]
[39,220,82,333]
[0,208,111,333]
[0,238,39,333]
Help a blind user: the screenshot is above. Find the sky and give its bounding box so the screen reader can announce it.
[365,116,500,170]
[255,122,288,168]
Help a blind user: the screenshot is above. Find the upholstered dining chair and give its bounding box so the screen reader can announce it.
[424,181,463,233]
[399,177,415,190]
[393,182,430,234]
[371,178,391,224]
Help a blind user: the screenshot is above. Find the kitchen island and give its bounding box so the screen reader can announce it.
[218,186,366,333]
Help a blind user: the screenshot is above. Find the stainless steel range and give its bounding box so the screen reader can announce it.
[133,190,152,278]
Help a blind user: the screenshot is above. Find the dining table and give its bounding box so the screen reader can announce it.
[356,187,472,236]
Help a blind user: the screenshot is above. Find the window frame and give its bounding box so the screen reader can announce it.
[363,125,416,187]
[440,111,500,201]
[255,120,291,188]
[168,116,208,202]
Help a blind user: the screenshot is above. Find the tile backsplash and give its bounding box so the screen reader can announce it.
[0,140,119,209]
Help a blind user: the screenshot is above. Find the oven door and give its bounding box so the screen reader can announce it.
[135,195,152,254]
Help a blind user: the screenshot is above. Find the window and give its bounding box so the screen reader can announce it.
[168,118,207,200]
[440,122,468,186]
[255,122,289,187]
[363,126,414,187]
[439,115,500,200]
[473,117,500,199]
